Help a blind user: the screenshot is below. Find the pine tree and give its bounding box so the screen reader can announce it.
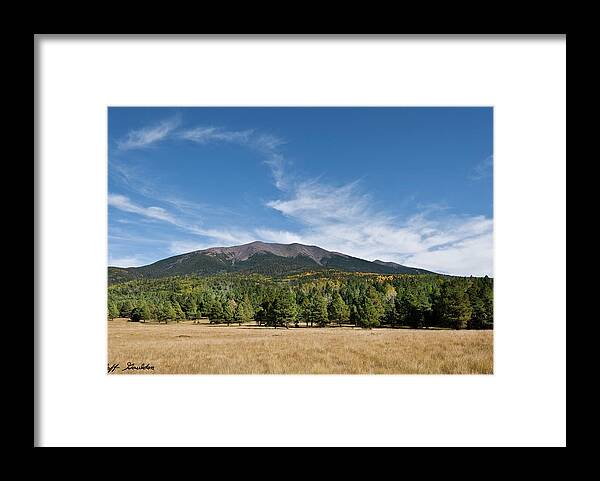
[183,297,198,320]
[308,293,329,327]
[173,301,185,322]
[329,292,350,326]
[358,287,384,328]
[272,290,297,328]
[119,300,133,318]
[165,302,177,322]
[156,303,169,323]
[208,298,224,324]
[140,303,152,322]
[224,299,237,326]
[399,288,432,328]
[108,302,119,320]
[439,282,472,329]
[299,298,311,327]
[234,297,253,325]
[130,306,142,322]
[350,304,359,327]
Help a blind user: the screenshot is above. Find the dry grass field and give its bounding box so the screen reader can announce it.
[108,318,493,374]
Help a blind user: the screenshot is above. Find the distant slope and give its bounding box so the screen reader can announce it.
[108,241,436,284]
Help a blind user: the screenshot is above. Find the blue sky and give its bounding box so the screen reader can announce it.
[108,107,493,276]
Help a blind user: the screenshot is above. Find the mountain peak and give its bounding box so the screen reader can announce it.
[108,240,436,284]
[200,240,336,265]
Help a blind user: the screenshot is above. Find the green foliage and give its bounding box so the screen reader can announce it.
[108,302,119,320]
[329,292,350,325]
[129,307,142,322]
[271,289,297,328]
[182,297,198,319]
[172,301,185,321]
[107,272,493,330]
[438,281,472,329]
[397,287,432,328]
[108,250,434,285]
[139,303,152,321]
[119,299,133,318]
[357,287,384,328]
[224,299,237,325]
[467,278,493,329]
[207,297,224,323]
[299,298,311,327]
[234,297,253,325]
[307,293,329,327]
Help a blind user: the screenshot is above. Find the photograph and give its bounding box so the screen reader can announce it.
[107,106,494,375]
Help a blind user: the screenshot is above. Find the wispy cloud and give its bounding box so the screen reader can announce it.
[108,194,176,223]
[108,193,255,246]
[469,155,493,181]
[168,240,215,255]
[178,126,254,144]
[108,255,149,268]
[264,180,493,276]
[116,117,180,150]
[110,160,243,221]
[179,126,288,190]
[115,117,288,190]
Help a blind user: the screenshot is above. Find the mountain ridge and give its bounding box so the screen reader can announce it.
[108,241,436,284]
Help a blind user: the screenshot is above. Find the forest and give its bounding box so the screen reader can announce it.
[107,271,493,330]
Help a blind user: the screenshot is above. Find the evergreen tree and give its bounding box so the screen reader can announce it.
[108,302,119,320]
[171,301,184,322]
[119,300,133,318]
[358,287,384,328]
[140,303,152,322]
[329,292,350,326]
[439,282,472,329]
[399,289,432,328]
[157,302,169,323]
[208,298,224,323]
[165,302,177,322]
[183,297,198,319]
[234,299,250,326]
[107,272,493,331]
[349,304,359,327]
[272,290,297,328]
[130,306,142,322]
[300,298,311,327]
[307,293,329,327]
[224,299,237,326]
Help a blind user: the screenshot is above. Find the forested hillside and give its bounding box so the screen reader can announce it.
[108,272,493,330]
[107,241,435,284]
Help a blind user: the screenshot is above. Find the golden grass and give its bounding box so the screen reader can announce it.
[108,318,493,375]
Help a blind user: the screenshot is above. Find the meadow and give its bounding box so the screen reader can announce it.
[108,318,493,374]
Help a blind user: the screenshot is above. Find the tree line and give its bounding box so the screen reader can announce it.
[108,273,493,330]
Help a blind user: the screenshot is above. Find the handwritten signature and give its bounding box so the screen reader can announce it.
[108,362,155,373]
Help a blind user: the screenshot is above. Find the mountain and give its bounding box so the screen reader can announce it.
[373,259,406,269]
[108,241,435,284]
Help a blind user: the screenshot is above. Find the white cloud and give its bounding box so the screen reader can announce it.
[168,240,213,255]
[109,193,256,247]
[108,194,176,223]
[470,155,493,181]
[254,229,305,245]
[108,255,148,268]
[405,232,493,277]
[179,126,288,190]
[265,180,493,276]
[116,117,180,150]
[179,126,254,144]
